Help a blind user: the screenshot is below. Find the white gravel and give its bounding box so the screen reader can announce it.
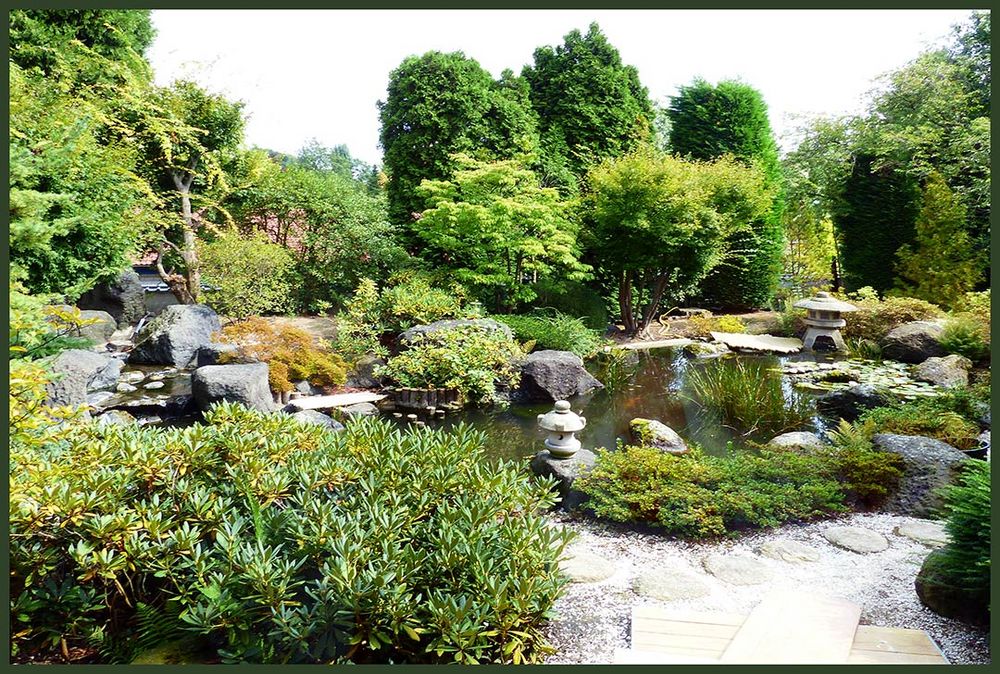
[543,512,990,665]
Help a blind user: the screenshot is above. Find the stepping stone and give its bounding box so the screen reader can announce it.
[895,521,949,548]
[703,553,772,585]
[759,539,820,564]
[823,526,889,554]
[558,550,616,583]
[632,568,710,601]
[143,381,165,390]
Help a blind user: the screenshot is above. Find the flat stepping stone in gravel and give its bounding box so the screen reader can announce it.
[702,553,772,585]
[822,526,889,554]
[895,521,949,548]
[632,568,710,601]
[558,551,617,583]
[759,539,820,564]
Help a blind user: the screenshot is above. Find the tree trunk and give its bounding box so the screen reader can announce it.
[619,270,636,335]
[155,164,201,305]
[636,274,670,336]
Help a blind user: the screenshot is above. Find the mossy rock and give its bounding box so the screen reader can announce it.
[914,548,989,626]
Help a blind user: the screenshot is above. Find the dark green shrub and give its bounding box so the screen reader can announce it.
[9,406,572,663]
[492,309,605,358]
[934,460,990,600]
[377,326,524,406]
[684,358,813,439]
[939,315,990,362]
[842,288,943,342]
[823,420,904,506]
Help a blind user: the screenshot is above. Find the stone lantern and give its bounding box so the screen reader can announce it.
[537,400,587,458]
[793,291,858,352]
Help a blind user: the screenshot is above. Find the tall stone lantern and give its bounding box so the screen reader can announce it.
[537,400,587,458]
[793,291,858,352]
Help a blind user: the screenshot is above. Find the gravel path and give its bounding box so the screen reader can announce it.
[543,512,990,664]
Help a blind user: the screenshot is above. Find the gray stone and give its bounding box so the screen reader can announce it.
[822,526,889,554]
[289,410,345,430]
[95,410,136,427]
[104,394,194,419]
[340,402,380,418]
[559,550,617,583]
[136,415,163,426]
[915,354,971,388]
[346,354,388,388]
[196,342,241,367]
[129,304,222,368]
[47,307,118,344]
[143,381,165,390]
[916,548,989,625]
[45,349,123,407]
[816,384,890,422]
[871,434,970,518]
[121,371,146,384]
[895,520,950,548]
[399,318,513,347]
[86,391,116,408]
[767,431,825,451]
[975,402,990,430]
[293,380,313,395]
[116,382,137,393]
[702,553,772,585]
[629,418,689,454]
[518,350,604,402]
[759,539,820,563]
[77,269,147,328]
[632,568,711,601]
[530,448,597,510]
[881,321,946,364]
[682,341,730,358]
[191,363,275,413]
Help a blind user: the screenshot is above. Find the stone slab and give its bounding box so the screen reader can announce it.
[758,539,820,564]
[632,568,711,601]
[710,332,803,354]
[822,526,889,554]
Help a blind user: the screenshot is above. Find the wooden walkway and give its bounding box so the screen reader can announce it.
[615,593,948,665]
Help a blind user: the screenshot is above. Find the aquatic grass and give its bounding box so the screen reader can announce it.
[594,347,639,395]
[684,357,813,438]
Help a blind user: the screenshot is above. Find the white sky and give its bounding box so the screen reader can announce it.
[147,9,974,165]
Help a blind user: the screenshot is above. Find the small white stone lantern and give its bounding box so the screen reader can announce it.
[793,291,858,352]
[537,400,587,458]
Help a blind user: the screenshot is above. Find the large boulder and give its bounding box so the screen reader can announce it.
[530,449,597,511]
[517,350,604,402]
[48,306,117,345]
[871,434,969,518]
[914,354,971,388]
[77,269,147,328]
[398,318,512,347]
[915,548,989,626]
[46,349,124,407]
[767,431,825,451]
[288,410,345,430]
[629,418,688,454]
[196,342,244,367]
[816,384,890,422]
[129,304,221,368]
[192,363,275,413]
[346,354,388,388]
[881,320,946,363]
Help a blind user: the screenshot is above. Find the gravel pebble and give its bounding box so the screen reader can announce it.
[543,512,989,664]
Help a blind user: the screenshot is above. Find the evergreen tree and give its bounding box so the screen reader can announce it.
[522,23,653,192]
[668,79,785,309]
[894,172,982,308]
[833,155,920,293]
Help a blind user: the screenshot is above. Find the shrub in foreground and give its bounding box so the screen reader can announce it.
[930,460,990,609]
[577,438,902,537]
[9,406,572,663]
[492,309,605,358]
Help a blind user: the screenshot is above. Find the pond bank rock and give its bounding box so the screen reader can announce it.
[629,418,688,454]
[46,349,124,407]
[398,318,512,347]
[192,362,275,413]
[130,304,221,368]
[881,320,946,363]
[914,354,971,388]
[767,431,824,451]
[871,434,969,518]
[530,448,596,511]
[346,354,388,388]
[822,526,889,554]
[289,409,345,430]
[916,548,989,626]
[196,342,241,367]
[77,269,146,328]
[815,384,890,422]
[518,350,604,402]
[339,402,380,418]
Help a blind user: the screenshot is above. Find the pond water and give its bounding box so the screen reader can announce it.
[386,348,845,464]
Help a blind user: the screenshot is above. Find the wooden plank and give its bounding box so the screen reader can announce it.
[632,605,746,627]
[633,619,740,640]
[711,332,803,354]
[286,392,386,411]
[852,625,946,657]
[847,651,948,665]
[632,631,733,653]
[720,591,861,664]
[613,648,719,665]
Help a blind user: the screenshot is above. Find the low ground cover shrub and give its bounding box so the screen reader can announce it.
[216,318,347,393]
[577,437,902,537]
[199,232,299,320]
[841,287,943,342]
[684,358,813,439]
[377,326,524,406]
[9,406,572,664]
[686,314,747,339]
[492,309,605,358]
[856,390,985,451]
